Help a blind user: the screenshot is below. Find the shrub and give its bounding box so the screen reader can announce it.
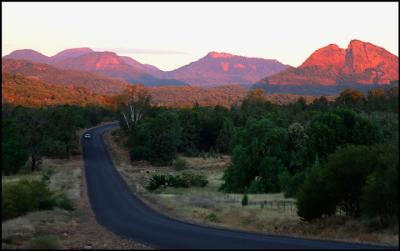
[296,166,336,221]
[28,235,60,250]
[205,213,218,222]
[129,146,148,161]
[1,179,72,221]
[248,179,265,194]
[242,194,248,206]
[53,193,74,211]
[146,175,168,191]
[172,158,188,171]
[146,173,208,191]
[180,173,208,187]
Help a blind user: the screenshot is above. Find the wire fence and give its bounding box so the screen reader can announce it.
[216,194,298,215]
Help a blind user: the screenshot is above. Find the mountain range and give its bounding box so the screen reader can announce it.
[3,48,290,87]
[2,39,398,96]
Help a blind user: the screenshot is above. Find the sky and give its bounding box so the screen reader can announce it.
[2,2,399,71]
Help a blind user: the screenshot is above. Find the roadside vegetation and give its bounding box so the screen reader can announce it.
[110,84,398,245]
[2,81,398,246]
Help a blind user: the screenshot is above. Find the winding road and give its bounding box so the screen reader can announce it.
[82,123,392,249]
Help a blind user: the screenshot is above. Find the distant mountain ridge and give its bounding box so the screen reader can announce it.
[3,40,398,93]
[3,48,291,87]
[164,51,290,86]
[4,48,188,87]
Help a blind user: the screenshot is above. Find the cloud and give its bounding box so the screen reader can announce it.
[94,47,189,55]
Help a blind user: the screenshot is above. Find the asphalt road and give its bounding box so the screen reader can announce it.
[82,123,393,249]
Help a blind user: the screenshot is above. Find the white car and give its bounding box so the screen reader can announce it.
[84,133,92,139]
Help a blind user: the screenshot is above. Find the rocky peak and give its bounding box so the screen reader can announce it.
[299,43,346,71]
[207,51,234,59]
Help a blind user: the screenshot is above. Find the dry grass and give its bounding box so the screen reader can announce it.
[103,128,399,247]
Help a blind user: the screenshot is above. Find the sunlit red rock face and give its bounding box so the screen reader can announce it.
[262,40,398,86]
[164,51,290,86]
[53,51,148,80]
[340,40,399,84]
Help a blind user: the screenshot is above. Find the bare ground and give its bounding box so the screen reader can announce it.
[103,128,399,247]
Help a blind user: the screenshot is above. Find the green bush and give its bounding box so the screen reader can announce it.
[248,179,265,193]
[53,193,74,211]
[146,175,168,191]
[129,146,149,161]
[172,158,188,171]
[242,194,249,206]
[180,173,208,187]
[28,235,60,250]
[205,213,218,222]
[146,173,208,191]
[296,166,336,221]
[1,179,72,221]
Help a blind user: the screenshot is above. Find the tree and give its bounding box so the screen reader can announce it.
[2,118,28,174]
[287,122,308,173]
[13,107,47,172]
[306,108,382,164]
[216,118,234,153]
[310,96,329,111]
[360,144,399,224]
[335,88,365,107]
[238,89,274,123]
[296,162,336,221]
[115,85,151,131]
[131,111,181,165]
[323,145,375,217]
[220,118,288,193]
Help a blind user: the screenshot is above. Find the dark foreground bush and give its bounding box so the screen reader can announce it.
[2,179,73,221]
[146,173,208,191]
[172,158,188,171]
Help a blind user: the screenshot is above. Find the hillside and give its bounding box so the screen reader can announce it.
[2,73,114,107]
[164,51,290,86]
[2,59,130,94]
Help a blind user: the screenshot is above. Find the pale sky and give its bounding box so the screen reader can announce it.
[2,2,399,71]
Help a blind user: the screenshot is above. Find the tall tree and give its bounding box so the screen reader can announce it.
[115,85,151,131]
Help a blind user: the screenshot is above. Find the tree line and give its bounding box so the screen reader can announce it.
[116,84,398,224]
[2,104,116,175]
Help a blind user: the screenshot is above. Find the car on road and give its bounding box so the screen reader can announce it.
[84,133,91,139]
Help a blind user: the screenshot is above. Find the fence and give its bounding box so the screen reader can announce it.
[217,194,298,215]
